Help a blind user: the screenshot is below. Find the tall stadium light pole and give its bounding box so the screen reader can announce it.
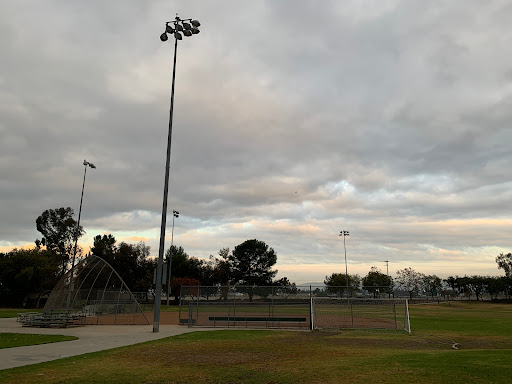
[154,15,201,332]
[71,160,96,269]
[67,159,95,311]
[383,260,391,298]
[166,210,179,306]
[339,230,350,296]
[383,260,389,276]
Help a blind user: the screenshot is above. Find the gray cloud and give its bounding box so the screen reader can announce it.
[2,0,512,281]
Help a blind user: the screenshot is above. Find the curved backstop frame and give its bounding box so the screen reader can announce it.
[43,254,150,325]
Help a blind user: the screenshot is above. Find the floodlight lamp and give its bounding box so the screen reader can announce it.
[182,22,191,30]
[191,20,200,27]
[191,27,200,35]
[166,24,174,34]
[160,32,169,42]
[175,24,183,31]
[88,162,96,169]
[183,30,192,37]
[175,32,182,40]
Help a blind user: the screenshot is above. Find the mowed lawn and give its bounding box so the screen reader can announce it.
[1,301,511,384]
[0,309,41,318]
[0,333,78,349]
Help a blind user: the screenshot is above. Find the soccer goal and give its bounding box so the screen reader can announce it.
[311,298,411,334]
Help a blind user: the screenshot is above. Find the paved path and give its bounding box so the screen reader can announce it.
[0,318,208,370]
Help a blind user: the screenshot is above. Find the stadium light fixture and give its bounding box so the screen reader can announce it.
[154,14,201,332]
[339,230,350,296]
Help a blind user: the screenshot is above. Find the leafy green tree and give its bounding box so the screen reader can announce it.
[115,242,152,291]
[483,276,505,300]
[221,240,277,302]
[422,274,443,298]
[455,276,472,298]
[91,234,154,292]
[324,273,361,296]
[225,239,278,286]
[395,267,424,299]
[496,253,512,277]
[163,245,211,301]
[273,277,298,298]
[211,248,232,285]
[0,248,60,307]
[466,275,486,301]
[211,248,233,300]
[362,267,393,298]
[445,276,457,292]
[166,245,204,281]
[503,277,512,298]
[91,234,116,259]
[35,207,83,275]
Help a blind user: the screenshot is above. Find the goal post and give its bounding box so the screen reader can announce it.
[311,297,411,334]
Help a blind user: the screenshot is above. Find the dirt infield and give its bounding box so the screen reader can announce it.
[85,312,179,325]
[81,311,402,331]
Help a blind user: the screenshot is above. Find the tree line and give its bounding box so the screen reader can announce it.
[1,207,512,306]
[324,263,512,300]
[0,208,285,307]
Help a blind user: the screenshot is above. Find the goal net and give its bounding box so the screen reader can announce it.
[311,298,411,334]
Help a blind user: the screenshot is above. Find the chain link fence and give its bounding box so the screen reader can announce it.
[179,285,414,330]
[179,285,311,329]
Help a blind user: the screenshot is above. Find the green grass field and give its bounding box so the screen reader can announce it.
[0,333,78,349]
[1,301,511,383]
[0,309,41,318]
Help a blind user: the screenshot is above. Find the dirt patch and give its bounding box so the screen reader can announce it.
[85,312,179,325]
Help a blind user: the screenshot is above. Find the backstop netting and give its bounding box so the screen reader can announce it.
[43,254,150,325]
[312,298,411,334]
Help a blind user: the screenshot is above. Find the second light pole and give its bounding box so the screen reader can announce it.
[67,159,95,311]
[71,160,96,269]
[339,230,350,297]
[153,15,201,333]
[166,210,179,306]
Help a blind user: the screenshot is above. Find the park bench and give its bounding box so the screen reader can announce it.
[208,316,307,328]
[179,318,196,325]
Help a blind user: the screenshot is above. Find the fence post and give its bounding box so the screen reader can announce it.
[271,286,274,328]
[350,299,354,327]
[393,302,397,329]
[309,285,313,330]
[178,292,182,324]
[196,286,199,325]
[232,285,236,328]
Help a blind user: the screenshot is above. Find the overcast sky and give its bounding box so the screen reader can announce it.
[1,0,511,283]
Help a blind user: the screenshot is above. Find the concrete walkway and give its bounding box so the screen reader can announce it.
[0,317,208,370]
